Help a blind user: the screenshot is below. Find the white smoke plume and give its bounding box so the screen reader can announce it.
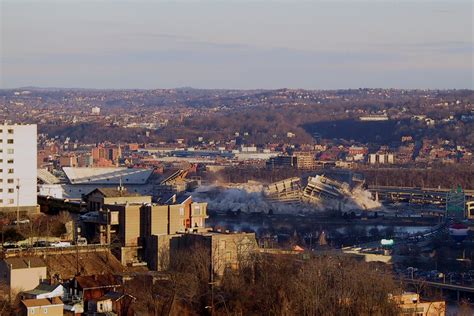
[192,179,383,214]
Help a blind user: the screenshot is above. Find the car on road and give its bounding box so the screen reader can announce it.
[13,218,30,225]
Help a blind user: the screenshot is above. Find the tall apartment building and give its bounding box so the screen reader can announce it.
[0,124,37,213]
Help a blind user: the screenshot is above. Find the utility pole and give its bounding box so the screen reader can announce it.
[76,226,80,276]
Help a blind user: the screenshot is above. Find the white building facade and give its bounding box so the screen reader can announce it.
[0,124,37,212]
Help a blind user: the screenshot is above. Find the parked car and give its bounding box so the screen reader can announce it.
[33,240,51,248]
[13,218,30,225]
[79,212,99,221]
[76,237,88,246]
[51,241,72,248]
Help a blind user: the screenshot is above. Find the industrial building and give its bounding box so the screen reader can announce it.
[0,124,38,213]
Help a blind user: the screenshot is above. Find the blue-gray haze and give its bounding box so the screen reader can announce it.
[1,0,472,89]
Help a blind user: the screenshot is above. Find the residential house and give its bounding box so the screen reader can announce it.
[0,257,47,299]
[20,297,64,316]
[22,283,64,300]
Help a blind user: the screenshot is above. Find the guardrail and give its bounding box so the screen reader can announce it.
[1,244,110,258]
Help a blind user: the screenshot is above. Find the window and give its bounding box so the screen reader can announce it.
[8,169,13,174]
[8,199,14,204]
[179,207,184,216]
[7,139,13,144]
[30,308,35,314]
[43,307,48,314]
[0,189,3,193]
[8,189,14,194]
[7,159,13,164]
[0,159,3,163]
[7,129,13,134]
[7,179,13,184]
[0,200,3,204]
[7,149,13,154]
[0,169,3,173]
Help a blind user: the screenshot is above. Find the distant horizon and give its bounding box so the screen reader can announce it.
[2,1,473,89]
[1,85,472,92]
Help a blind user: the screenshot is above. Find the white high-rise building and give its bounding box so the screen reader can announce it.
[0,124,37,212]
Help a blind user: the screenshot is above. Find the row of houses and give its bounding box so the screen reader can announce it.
[0,257,134,315]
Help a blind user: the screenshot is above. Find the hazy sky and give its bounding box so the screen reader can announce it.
[1,0,472,89]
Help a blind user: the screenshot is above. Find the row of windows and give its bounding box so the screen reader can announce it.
[0,129,14,134]
[0,179,15,184]
[0,188,16,193]
[0,149,14,154]
[0,139,14,144]
[0,199,15,204]
[0,159,14,164]
[0,169,14,174]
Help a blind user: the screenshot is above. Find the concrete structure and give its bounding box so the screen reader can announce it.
[392,292,445,315]
[170,231,259,276]
[264,177,302,205]
[0,257,47,298]
[63,167,152,185]
[20,297,64,316]
[61,167,154,199]
[0,124,37,213]
[83,192,208,267]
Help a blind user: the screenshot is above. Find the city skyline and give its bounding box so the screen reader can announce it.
[1,0,473,90]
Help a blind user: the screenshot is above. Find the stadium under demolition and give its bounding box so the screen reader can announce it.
[192,171,382,214]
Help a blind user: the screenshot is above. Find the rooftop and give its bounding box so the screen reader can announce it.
[3,257,46,269]
[23,283,62,296]
[75,274,121,290]
[37,168,60,184]
[63,167,153,185]
[87,187,143,198]
[22,297,63,308]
